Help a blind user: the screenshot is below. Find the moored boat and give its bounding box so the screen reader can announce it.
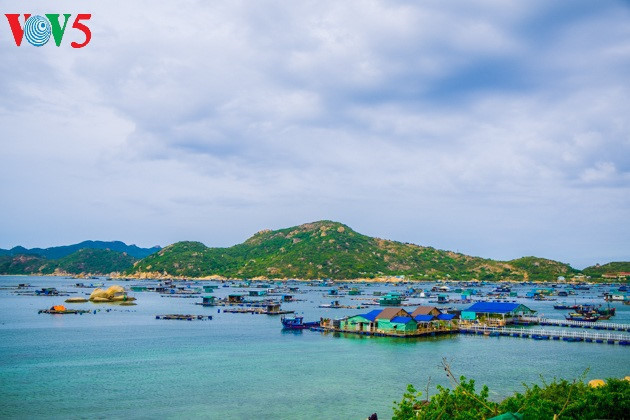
[565,312,599,322]
[281,316,319,329]
[553,302,577,310]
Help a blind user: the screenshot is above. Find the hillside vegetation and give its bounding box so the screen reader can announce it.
[582,262,630,278]
[127,220,588,281]
[0,240,159,259]
[0,249,137,275]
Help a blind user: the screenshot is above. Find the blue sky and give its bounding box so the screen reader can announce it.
[1,0,629,268]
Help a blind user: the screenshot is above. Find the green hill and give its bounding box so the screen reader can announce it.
[0,254,52,275]
[0,249,137,275]
[582,262,630,278]
[0,240,160,259]
[507,256,579,281]
[54,249,137,274]
[126,220,586,281]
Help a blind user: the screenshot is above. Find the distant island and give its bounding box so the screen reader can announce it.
[0,241,160,277]
[0,240,160,259]
[1,221,627,282]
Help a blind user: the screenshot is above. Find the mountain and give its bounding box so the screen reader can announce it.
[0,254,51,275]
[0,241,160,259]
[0,249,137,275]
[126,220,584,281]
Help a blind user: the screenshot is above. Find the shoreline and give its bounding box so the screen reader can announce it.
[1,273,627,285]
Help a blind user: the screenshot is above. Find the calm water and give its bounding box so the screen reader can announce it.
[1,276,628,419]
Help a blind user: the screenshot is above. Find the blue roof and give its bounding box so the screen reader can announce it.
[437,313,455,320]
[390,316,414,324]
[414,314,435,322]
[360,309,383,322]
[465,302,522,314]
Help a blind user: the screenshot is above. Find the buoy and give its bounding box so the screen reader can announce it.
[588,379,605,388]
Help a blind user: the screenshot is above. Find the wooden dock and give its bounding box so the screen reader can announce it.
[519,316,630,332]
[155,314,212,320]
[460,325,630,345]
[221,307,294,315]
[198,301,278,307]
[38,309,91,315]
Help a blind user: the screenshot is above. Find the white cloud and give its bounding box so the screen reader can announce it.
[0,0,629,267]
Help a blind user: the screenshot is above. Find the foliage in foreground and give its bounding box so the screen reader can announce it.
[393,367,630,419]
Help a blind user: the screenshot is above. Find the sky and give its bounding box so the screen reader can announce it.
[1,1,629,269]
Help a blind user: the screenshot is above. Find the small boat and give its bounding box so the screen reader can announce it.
[155,314,212,320]
[565,312,599,322]
[281,316,319,330]
[553,303,577,310]
[596,306,616,317]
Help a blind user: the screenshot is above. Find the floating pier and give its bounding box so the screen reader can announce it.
[460,325,630,345]
[155,314,212,320]
[221,307,294,315]
[38,309,91,315]
[318,303,369,309]
[519,316,630,332]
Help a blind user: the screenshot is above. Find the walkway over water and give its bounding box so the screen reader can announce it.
[460,325,630,345]
[519,316,630,332]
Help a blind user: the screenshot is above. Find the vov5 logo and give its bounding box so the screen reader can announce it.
[5,14,91,48]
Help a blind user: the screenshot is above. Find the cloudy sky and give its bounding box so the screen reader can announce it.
[1,1,629,268]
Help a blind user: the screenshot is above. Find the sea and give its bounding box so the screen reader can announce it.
[1,276,628,419]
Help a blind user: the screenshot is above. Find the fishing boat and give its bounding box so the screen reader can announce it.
[596,305,616,317]
[553,302,577,310]
[575,304,615,318]
[565,312,599,322]
[280,316,319,330]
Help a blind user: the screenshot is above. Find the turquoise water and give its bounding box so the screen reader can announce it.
[1,277,628,419]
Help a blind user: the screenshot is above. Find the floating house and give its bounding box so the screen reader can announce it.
[332,306,457,337]
[228,294,245,303]
[376,308,416,333]
[379,293,402,306]
[462,302,535,326]
[262,303,282,314]
[249,290,267,297]
[203,285,218,293]
[35,288,60,296]
[348,288,362,296]
[201,296,216,306]
[437,294,449,304]
[341,309,382,332]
